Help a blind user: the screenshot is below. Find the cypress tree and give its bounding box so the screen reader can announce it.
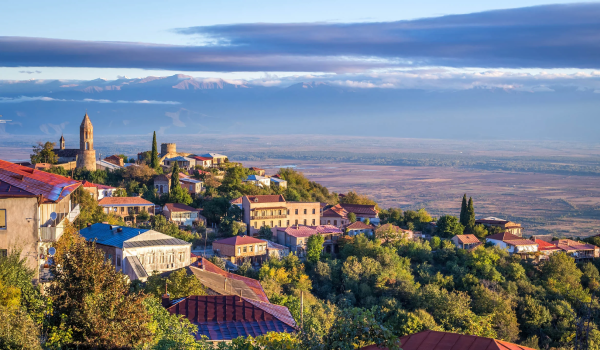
[466,197,476,233]
[170,161,180,192]
[459,194,468,227]
[150,131,159,169]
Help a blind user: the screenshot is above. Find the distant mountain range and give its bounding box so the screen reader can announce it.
[1,74,599,142]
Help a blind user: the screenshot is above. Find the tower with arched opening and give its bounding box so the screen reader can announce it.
[76,112,97,170]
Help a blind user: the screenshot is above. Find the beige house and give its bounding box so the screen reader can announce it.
[154,173,203,196]
[98,197,155,224]
[163,203,206,227]
[79,223,191,281]
[0,159,82,281]
[200,153,228,166]
[276,225,343,257]
[451,234,481,249]
[212,236,268,265]
[239,195,320,236]
[476,217,523,236]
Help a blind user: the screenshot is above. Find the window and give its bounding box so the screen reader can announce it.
[312,209,316,214]
[85,142,90,150]
[295,220,298,225]
[238,248,241,254]
[270,221,274,227]
[278,220,281,227]
[262,221,266,227]
[160,254,165,263]
[179,253,184,262]
[278,210,282,215]
[254,222,258,228]
[295,209,298,215]
[149,255,154,264]
[243,247,247,253]
[312,219,316,225]
[304,209,307,215]
[287,210,290,215]
[286,220,290,226]
[327,220,331,224]
[303,219,307,225]
[0,209,5,229]
[139,254,144,264]
[334,220,337,226]
[250,245,253,252]
[117,256,121,267]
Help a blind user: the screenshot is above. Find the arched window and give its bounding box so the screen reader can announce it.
[85,142,89,150]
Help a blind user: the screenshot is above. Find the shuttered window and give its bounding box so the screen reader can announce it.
[0,209,5,229]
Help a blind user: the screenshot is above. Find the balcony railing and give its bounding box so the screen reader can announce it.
[250,214,287,220]
[39,204,81,242]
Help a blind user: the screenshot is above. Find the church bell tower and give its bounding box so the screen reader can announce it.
[59,135,65,150]
[76,112,97,171]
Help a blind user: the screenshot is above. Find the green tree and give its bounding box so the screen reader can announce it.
[48,230,153,348]
[142,296,201,350]
[151,131,159,169]
[465,197,476,233]
[145,269,206,299]
[459,194,468,227]
[472,224,489,240]
[348,212,357,223]
[168,186,193,205]
[306,234,325,264]
[113,188,127,197]
[170,162,180,192]
[258,225,273,240]
[30,141,58,164]
[436,215,465,238]
[74,187,124,228]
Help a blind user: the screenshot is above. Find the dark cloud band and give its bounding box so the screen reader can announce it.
[1,3,600,71]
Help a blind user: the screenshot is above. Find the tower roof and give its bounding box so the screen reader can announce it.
[81,113,93,128]
[60,135,65,141]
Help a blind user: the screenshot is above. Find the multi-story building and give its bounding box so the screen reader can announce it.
[321,203,380,227]
[475,217,523,236]
[276,225,343,257]
[153,173,204,196]
[0,159,81,280]
[98,197,155,224]
[163,203,206,227]
[212,236,268,265]
[79,223,191,281]
[239,195,320,236]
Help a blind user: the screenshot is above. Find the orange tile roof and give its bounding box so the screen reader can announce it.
[0,159,81,203]
[551,239,598,251]
[361,330,536,350]
[230,196,243,204]
[322,204,348,219]
[346,221,375,230]
[505,239,537,246]
[213,236,267,246]
[486,232,522,241]
[81,180,115,190]
[98,196,154,206]
[535,239,561,251]
[199,258,269,303]
[454,234,481,244]
[164,203,200,212]
[340,203,378,216]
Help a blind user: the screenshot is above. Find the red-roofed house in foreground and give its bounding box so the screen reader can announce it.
[165,295,296,342]
[212,236,268,265]
[0,159,82,280]
[361,330,536,350]
[486,232,538,254]
[549,239,599,261]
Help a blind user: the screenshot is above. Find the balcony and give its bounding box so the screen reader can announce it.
[250,214,287,220]
[39,204,81,242]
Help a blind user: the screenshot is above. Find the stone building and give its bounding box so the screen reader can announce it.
[76,113,97,171]
[52,135,79,163]
[212,236,268,265]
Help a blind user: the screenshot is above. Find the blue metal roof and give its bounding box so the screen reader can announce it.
[79,223,150,249]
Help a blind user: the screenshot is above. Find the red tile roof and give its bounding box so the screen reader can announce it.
[486,232,523,241]
[230,196,243,204]
[81,180,115,190]
[245,195,285,203]
[453,234,481,245]
[164,203,200,213]
[198,258,269,302]
[191,156,212,161]
[551,239,598,252]
[322,204,348,219]
[0,159,81,202]
[346,221,375,230]
[362,330,536,350]
[167,295,296,341]
[340,203,378,216]
[249,167,264,171]
[505,239,537,247]
[276,225,343,238]
[535,239,561,251]
[213,236,267,246]
[98,196,154,206]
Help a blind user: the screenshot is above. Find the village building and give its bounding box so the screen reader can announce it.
[375,223,414,242]
[212,236,268,265]
[321,204,350,227]
[79,223,191,281]
[52,135,78,163]
[242,175,271,187]
[345,221,375,237]
[535,238,562,257]
[199,153,228,166]
[476,217,523,236]
[164,295,296,342]
[549,239,599,261]
[153,173,204,196]
[189,156,213,168]
[0,159,81,280]
[98,196,155,224]
[486,232,538,254]
[162,203,206,227]
[104,155,124,167]
[451,234,481,249]
[238,195,320,236]
[81,180,117,200]
[186,257,269,302]
[340,203,380,225]
[249,167,266,176]
[321,203,380,227]
[361,330,536,350]
[276,225,343,257]
[163,156,191,169]
[270,177,288,188]
[265,240,290,259]
[96,159,123,171]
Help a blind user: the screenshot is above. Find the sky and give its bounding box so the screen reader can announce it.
[1,0,599,80]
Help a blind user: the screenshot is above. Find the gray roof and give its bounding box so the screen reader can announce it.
[125,256,148,280]
[79,223,190,249]
[53,149,79,158]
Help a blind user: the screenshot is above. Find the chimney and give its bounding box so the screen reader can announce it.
[161,293,171,308]
[117,228,123,233]
[109,225,113,230]
[87,223,92,228]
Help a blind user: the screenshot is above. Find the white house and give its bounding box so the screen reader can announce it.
[163,203,206,227]
[243,175,271,187]
[486,232,538,254]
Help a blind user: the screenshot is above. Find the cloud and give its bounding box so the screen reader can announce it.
[39,121,68,136]
[0,96,181,104]
[165,110,187,127]
[1,4,599,72]
[19,70,41,74]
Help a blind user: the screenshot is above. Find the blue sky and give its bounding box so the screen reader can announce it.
[1,0,598,80]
